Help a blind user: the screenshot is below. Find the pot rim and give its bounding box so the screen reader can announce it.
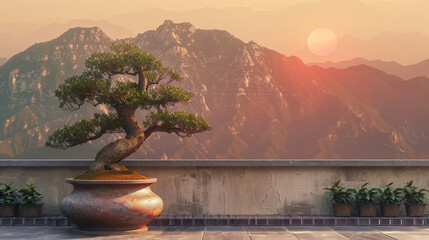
[405,203,427,206]
[66,178,157,184]
[357,203,378,206]
[380,203,402,206]
[332,203,352,206]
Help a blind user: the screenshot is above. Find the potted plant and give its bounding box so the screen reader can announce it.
[46,42,211,232]
[403,181,428,217]
[323,181,355,217]
[0,182,19,217]
[354,183,379,217]
[377,182,404,217]
[17,184,44,217]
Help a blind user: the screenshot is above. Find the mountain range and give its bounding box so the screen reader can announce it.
[3,0,429,64]
[310,58,429,80]
[1,20,429,159]
[0,20,134,59]
[0,57,6,66]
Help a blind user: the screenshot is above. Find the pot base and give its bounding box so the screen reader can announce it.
[72,226,148,235]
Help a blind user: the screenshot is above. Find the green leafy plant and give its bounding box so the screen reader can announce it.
[403,181,428,204]
[0,182,18,205]
[376,182,404,204]
[354,183,379,204]
[18,184,43,205]
[323,181,355,204]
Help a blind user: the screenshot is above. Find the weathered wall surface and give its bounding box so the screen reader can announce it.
[1,164,428,216]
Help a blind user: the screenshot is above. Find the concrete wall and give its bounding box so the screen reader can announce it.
[1,160,429,216]
[1,161,429,216]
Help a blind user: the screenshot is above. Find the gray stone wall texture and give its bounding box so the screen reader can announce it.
[0,160,428,216]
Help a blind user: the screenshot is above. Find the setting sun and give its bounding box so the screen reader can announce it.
[307,28,338,56]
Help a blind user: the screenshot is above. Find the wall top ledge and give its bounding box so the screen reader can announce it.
[0,159,428,167]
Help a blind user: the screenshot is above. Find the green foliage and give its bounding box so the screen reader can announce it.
[85,42,180,84]
[0,182,18,205]
[143,110,212,137]
[403,180,428,204]
[46,113,124,149]
[56,71,111,111]
[376,182,404,204]
[106,83,193,109]
[18,184,43,205]
[47,42,211,155]
[323,181,355,204]
[353,183,379,204]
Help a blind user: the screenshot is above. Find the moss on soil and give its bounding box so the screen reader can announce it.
[74,166,149,180]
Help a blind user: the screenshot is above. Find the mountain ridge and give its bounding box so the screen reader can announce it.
[310,57,429,80]
[1,20,429,159]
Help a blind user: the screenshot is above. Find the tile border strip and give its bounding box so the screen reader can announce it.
[1,215,428,227]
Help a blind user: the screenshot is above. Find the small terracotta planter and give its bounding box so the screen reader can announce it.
[332,203,352,217]
[20,204,43,217]
[357,203,377,217]
[405,203,426,217]
[0,204,19,217]
[380,203,401,217]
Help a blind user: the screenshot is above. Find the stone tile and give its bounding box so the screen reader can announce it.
[373,227,429,240]
[159,226,204,234]
[332,226,392,240]
[243,226,286,232]
[337,231,396,240]
[247,233,298,240]
[203,231,250,240]
[286,226,349,240]
[205,226,244,231]
[244,226,298,240]
[153,226,204,240]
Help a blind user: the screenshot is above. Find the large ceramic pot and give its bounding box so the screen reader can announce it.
[60,178,163,231]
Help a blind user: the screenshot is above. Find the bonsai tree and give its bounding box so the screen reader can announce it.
[46,42,211,173]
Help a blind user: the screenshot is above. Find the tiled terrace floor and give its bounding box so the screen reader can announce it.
[1,226,429,240]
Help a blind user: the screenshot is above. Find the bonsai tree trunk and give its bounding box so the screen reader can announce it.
[88,107,144,173]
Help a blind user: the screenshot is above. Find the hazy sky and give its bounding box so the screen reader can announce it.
[3,0,315,21]
[1,0,428,64]
[0,0,405,22]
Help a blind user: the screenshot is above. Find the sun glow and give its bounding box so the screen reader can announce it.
[307,28,338,56]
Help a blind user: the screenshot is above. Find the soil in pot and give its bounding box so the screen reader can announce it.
[20,204,43,218]
[332,203,352,217]
[405,203,426,217]
[380,203,401,217]
[357,203,377,217]
[74,166,148,180]
[0,204,19,217]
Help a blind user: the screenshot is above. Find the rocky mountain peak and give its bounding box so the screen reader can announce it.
[140,20,197,48]
[55,27,112,46]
